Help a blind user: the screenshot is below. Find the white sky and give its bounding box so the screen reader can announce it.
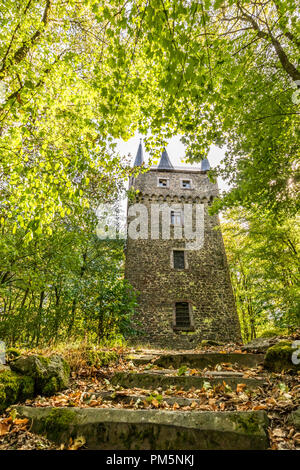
[116,134,230,192]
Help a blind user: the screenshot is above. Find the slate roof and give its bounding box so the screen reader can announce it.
[133,139,144,166]
[200,158,211,171]
[157,149,174,170]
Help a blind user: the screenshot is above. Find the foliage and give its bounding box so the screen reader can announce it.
[222,208,299,341]
[259,329,288,339]
[0,209,137,346]
[264,341,300,372]
[0,0,139,237]
[0,370,35,411]
[177,365,188,376]
[0,0,299,235]
[0,1,298,347]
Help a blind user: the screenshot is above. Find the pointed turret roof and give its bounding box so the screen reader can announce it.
[200,157,211,171]
[133,139,144,166]
[157,149,174,170]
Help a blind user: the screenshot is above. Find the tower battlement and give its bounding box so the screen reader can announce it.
[130,168,219,202]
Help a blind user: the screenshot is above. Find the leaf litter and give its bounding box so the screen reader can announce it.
[0,344,299,450]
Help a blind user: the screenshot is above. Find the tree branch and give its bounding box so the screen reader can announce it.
[0,0,51,79]
[237,3,300,82]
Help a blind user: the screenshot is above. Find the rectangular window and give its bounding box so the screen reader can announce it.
[173,250,185,269]
[158,178,169,188]
[170,210,182,225]
[181,179,192,189]
[175,302,191,328]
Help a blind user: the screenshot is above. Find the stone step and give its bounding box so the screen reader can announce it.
[151,353,264,369]
[111,371,265,391]
[95,391,202,407]
[127,354,159,365]
[13,406,270,450]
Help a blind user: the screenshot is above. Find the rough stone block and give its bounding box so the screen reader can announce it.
[13,406,270,450]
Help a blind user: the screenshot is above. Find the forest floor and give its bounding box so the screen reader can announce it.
[0,342,299,450]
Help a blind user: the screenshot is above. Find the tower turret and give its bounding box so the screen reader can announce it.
[157,149,174,170]
[133,138,144,167]
[201,157,211,171]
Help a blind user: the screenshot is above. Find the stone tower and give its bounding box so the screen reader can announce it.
[125,141,241,349]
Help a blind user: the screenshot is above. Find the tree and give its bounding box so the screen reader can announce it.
[126,0,300,218]
[1,1,298,344]
[0,210,137,346]
[1,1,299,230]
[0,1,142,236]
[222,208,299,340]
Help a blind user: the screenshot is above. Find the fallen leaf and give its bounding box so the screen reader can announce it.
[236,383,247,393]
[0,422,10,436]
[293,433,300,444]
[252,404,267,410]
[151,398,159,408]
[272,428,286,438]
[14,418,29,426]
[69,436,86,450]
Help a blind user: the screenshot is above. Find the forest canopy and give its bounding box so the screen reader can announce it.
[0,0,299,344]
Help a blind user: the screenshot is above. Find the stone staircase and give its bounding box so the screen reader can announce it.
[111,369,264,391]
[130,352,264,368]
[14,351,270,450]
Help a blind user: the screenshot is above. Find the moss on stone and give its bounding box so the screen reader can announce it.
[42,377,59,396]
[6,348,21,362]
[0,370,21,409]
[86,350,119,368]
[259,331,276,338]
[13,407,270,449]
[264,341,300,373]
[0,384,7,407]
[259,329,285,338]
[11,354,70,396]
[201,339,224,347]
[0,370,34,411]
[18,375,35,401]
[42,408,77,442]
[231,413,262,435]
[36,355,51,367]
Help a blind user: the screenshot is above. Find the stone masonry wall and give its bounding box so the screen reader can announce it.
[125,168,241,349]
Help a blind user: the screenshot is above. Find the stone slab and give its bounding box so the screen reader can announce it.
[127,355,158,365]
[95,391,202,407]
[145,369,245,377]
[13,406,269,450]
[153,353,264,369]
[111,371,265,391]
[242,337,279,353]
[204,371,245,377]
[288,407,300,430]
